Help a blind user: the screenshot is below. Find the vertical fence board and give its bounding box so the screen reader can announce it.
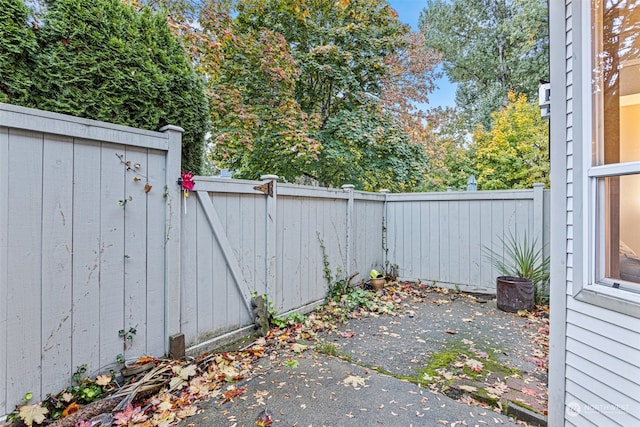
[468,200,482,288]
[209,196,228,334]
[196,196,214,337]
[240,195,256,293]
[479,200,494,288]
[226,194,243,326]
[400,202,410,276]
[458,201,471,286]
[428,202,440,280]
[0,126,8,415]
[41,134,73,395]
[7,130,43,403]
[180,193,198,346]
[123,145,149,360]
[98,143,126,369]
[71,139,102,380]
[145,150,166,357]
[448,201,460,283]
[417,202,429,280]
[409,203,421,279]
[300,199,311,305]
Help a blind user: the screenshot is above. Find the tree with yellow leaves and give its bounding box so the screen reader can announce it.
[473,92,549,190]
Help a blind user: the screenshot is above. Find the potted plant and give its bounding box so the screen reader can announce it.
[483,232,550,312]
[369,269,386,291]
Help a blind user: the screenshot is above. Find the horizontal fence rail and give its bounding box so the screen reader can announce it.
[0,104,550,416]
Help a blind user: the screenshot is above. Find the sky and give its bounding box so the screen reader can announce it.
[387,0,457,109]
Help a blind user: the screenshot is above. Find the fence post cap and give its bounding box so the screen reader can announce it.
[342,184,355,190]
[533,183,545,188]
[379,189,390,194]
[260,174,279,181]
[159,125,184,133]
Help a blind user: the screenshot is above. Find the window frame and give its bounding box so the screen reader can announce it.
[573,0,640,317]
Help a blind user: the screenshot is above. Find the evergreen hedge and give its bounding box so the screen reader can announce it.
[2,0,209,173]
[0,0,37,104]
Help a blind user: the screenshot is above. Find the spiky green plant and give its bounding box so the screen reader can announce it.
[483,232,550,286]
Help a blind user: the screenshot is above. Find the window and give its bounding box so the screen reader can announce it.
[590,0,640,293]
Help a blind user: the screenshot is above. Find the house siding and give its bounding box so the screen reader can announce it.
[551,0,640,424]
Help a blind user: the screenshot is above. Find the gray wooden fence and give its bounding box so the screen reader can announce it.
[0,104,183,416]
[0,104,549,416]
[385,186,550,293]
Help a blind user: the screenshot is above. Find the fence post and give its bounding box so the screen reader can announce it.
[342,185,355,277]
[533,183,545,257]
[160,125,183,356]
[261,175,279,303]
[379,189,390,271]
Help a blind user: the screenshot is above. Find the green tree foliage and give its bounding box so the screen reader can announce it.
[0,0,37,104]
[197,0,437,189]
[27,0,209,172]
[420,0,548,129]
[234,0,408,124]
[473,92,549,190]
[418,107,476,191]
[208,27,321,180]
[314,105,428,192]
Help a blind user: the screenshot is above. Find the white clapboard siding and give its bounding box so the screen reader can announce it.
[0,104,172,415]
[565,298,640,425]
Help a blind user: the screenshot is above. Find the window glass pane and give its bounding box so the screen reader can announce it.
[596,174,640,285]
[592,0,640,165]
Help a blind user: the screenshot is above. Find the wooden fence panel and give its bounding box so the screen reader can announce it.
[41,133,74,403]
[0,104,172,415]
[180,179,266,351]
[6,129,44,404]
[352,196,385,281]
[386,190,549,293]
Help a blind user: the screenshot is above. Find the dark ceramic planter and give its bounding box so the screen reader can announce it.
[496,276,534,312]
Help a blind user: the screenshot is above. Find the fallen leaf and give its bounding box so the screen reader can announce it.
[222,386,246,403]
[290,343,307,353]
[95,374,112,386]
[62,402,80,417]
[255,408,273,426]
[465,359,483,372]
[522,387,538,396]
[19,404,49,426]
[340,331,355,338]
[474,350,489,359]
[343,375,367,388]
[444,329,457,335]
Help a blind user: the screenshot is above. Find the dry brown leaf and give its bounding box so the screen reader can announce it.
[343,374,367,388]
[19,404,49,426]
